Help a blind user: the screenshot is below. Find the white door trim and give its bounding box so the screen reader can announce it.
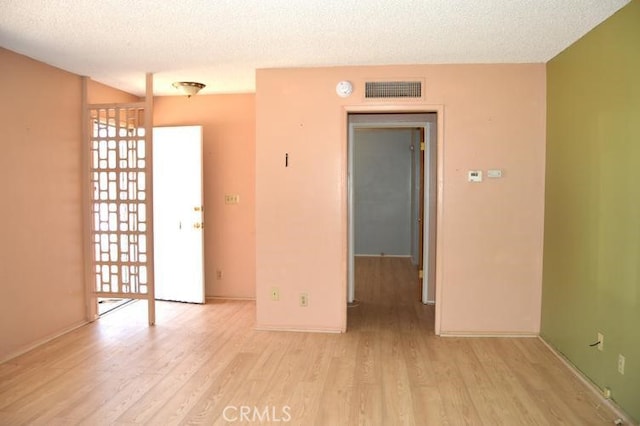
[345,106,444,335]
[348,118,431,302]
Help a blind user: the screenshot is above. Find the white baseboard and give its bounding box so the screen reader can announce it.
[206,296,256,302]
[439,331,538,338]
[538,336,636,425]
[354,254,412,258]
[1,320,88,364]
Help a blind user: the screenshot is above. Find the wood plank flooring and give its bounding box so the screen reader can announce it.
[0,257,620,425]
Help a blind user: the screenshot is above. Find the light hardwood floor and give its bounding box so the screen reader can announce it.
[0,257,620,425]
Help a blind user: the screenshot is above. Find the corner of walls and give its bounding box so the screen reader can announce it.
[542,1,640,421]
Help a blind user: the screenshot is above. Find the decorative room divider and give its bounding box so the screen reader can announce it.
[81,74,155,325]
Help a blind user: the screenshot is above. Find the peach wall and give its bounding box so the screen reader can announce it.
[0,47,85,361]
[0,48,138,361]
[256,64,546,334]
[153,95,256,299]
[87,79,138,104]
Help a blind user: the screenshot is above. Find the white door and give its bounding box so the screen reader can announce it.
[152,126,205,303]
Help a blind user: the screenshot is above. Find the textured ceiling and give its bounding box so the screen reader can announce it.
[0,0,631,96]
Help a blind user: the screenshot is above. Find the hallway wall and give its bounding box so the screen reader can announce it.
[354,128,413,256]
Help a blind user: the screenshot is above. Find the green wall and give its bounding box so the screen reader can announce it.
[542,0,640,421]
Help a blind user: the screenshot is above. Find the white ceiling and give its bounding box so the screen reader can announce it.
[0,0,630,96]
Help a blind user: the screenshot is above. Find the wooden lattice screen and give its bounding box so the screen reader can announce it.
[82,75,155,324]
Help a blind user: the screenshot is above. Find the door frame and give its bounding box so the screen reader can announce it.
[348,117,431,301]
[344,105,444,335]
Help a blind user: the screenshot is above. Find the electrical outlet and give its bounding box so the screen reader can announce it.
[597,332,604,351]
[216,270,223,280]
[225,194,240,204]
[270,287,279,301]
[299,293,308,307]
[618,354,625,375]
[603,387,612,399]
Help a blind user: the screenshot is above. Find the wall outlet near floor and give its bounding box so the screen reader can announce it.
[618,354,625,375]
[597,332,604,351]
[270,287,280,301]
[299,292,308,307]
[216,270,223,280]
[603,386,612,399]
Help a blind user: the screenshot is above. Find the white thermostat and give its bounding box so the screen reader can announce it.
[468,170,483,182]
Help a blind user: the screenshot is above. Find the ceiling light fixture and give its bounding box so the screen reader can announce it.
[172,81,206,97]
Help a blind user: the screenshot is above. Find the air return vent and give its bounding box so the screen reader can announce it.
[365,81,422,99]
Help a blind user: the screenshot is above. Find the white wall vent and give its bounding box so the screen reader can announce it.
[364,81,422,99]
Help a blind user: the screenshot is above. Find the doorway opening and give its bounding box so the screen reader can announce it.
[347,112,438,327]
[98,297,135,316]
